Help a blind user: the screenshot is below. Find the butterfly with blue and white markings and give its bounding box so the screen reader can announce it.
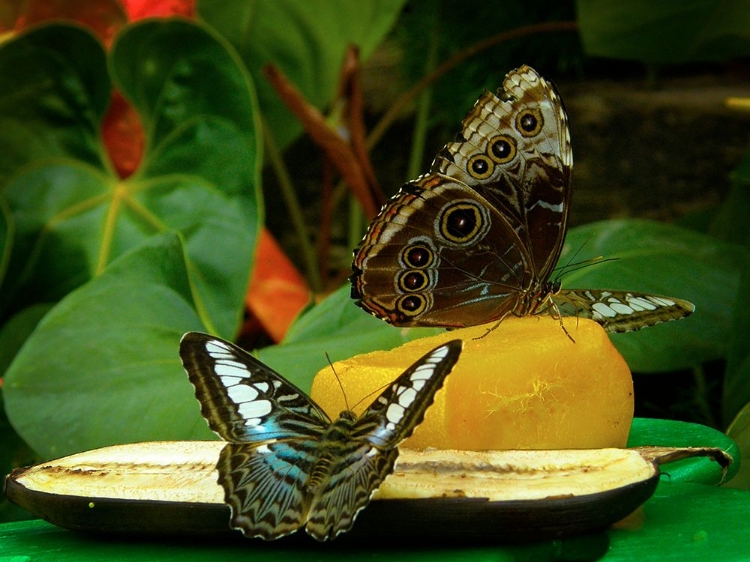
[179,332,463,541]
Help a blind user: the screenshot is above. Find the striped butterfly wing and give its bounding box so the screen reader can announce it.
[353,339,464,449]
[303,436,399,541]
[553,289,696,333]
[179,332,331,540]
[180,334,463,541]
[305,340,463,540]
[179,332,331,442]
[218,441,319,540]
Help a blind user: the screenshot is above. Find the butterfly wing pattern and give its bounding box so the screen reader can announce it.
[179,332,463,541]
[351,65,694,333]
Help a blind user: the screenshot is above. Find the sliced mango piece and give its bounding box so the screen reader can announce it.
[310,316,633,450]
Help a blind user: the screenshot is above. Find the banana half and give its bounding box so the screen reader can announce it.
[4,443,731,542]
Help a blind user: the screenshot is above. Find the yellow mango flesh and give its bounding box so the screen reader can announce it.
[310,316,633,450]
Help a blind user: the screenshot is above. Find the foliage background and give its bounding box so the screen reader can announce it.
[0,0,749,547]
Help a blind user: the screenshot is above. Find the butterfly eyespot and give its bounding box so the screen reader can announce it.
[398,270,429,292]
[516,108,543,137]
[488,135,516,164]
[467,154,494,179]
[438,201,487,245]
[397,294,427,316]
[401,244,434,268]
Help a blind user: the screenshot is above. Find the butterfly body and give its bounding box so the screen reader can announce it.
[351,66,694,332]
[179,332,462,541]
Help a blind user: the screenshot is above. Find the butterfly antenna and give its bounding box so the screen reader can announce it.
[553,237,619,282]
[325,352,350,413]
[350,382,392,412]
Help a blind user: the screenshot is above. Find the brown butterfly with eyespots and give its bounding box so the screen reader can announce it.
[351,65,694,333]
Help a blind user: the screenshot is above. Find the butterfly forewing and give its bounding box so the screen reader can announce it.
[179,332,330,442]
[354,339,463,448]
[553,290,695,333]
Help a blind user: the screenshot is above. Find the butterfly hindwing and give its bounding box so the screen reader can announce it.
[352,176,531,327]
[179,332,330,442]
[305,447,399,540]
[219,441,316,540]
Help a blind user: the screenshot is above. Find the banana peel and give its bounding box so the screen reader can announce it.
[4,441,731,542]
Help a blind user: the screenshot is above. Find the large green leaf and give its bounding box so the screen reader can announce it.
[0,20,260,338]
[577,0,750,63]
[707,151,750,422]
[0,195,11,290]
[257,285,440,393]
[561,219,744,372]
[727,402,750,490]
[3,232,214,459]
[198,0,407,148]
[0,24,110,186]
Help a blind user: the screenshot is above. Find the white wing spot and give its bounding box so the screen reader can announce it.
[430,345,449,361]
[386,403,405,425]
[238,399,273,420]
[214,363,249,379]
[592,302,616,318]
[219,375,242,386]
[626,296,657,311]
[205,341,232,356]
[398,387,418,408]
[412,379,426,391]
[644,296,674,307]
[227,384,259,404]
[411,363,436,381]
[610,302,635,315]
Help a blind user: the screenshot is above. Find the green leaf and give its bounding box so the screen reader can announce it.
[258,285,440,393]
[198,0,407,148]
[628,418,739,485]
[727,403,750,490]
[3,232,214,459]
[0,24,110,185]
[0,195,11,289]
[0,304,52,377]
[708,149,750,246]
[605,482,750,561]
[577,0,750,63]
[0,21,261,337]
[561,219,744,372]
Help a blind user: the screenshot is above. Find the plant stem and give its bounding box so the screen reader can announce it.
[263,120,322,292]
[406,8,439,181]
